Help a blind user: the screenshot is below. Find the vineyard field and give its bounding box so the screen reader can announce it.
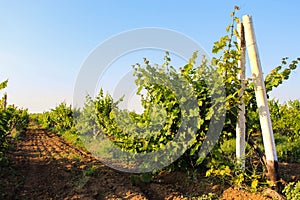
[2,127,299,199]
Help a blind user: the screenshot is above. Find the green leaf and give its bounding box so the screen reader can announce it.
[0,80,8,90]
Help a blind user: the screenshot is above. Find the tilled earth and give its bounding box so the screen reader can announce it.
[1,128,299,199]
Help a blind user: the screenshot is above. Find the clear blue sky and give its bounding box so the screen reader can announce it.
[0,0,299,113]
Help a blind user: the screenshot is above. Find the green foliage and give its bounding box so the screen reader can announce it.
[29,113,42,127]
[82,165,98,176]
[275,134,300,163]
[75,8,299,176]
[75,96,100,137]
[283,181,300,200]
[61,129,85,149]
[195,193,219,200]
[265,57,298,93]
[204,140,263,190]
[0,80,8,90]
[38,111,55,129]
[211,9,241,140]
[6,106,29,135]
[85,50,224,170]
[47,102,75,133]
[84,13,244,168]
[88,52,212,161]
[35,102,84,149]
[269,99,300,138]
[130,173,153,185]
[0,80,30,165]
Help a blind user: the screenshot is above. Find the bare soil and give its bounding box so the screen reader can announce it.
[1,128,299,199]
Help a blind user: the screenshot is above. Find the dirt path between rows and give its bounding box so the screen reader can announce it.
[2,128,147,199]
[1,128,299,199]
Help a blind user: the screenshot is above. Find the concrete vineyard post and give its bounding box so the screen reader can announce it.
[242,15,279,187]
[236,22,246,170]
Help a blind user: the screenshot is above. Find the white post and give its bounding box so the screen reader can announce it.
[236,23,246,169]
[243,15,279,186]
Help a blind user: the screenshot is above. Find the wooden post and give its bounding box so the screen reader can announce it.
[242,15,279,187]
[3,93,7,110]
[236,22,246,169]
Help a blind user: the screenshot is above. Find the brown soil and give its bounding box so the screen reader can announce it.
[1,128,299,199]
